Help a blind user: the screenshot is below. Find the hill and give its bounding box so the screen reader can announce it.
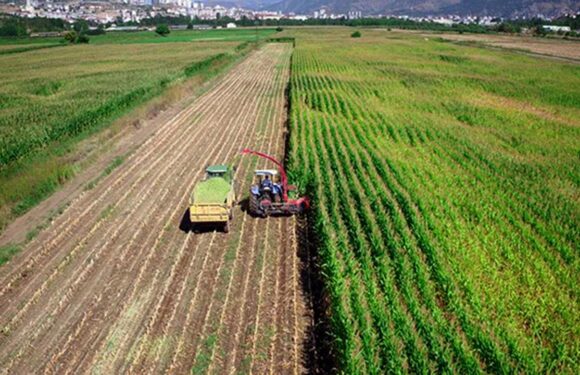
[269,0,580,18]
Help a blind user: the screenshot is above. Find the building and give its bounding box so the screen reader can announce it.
[542,25,571,32]
[254,11,282,20]
[226,22,236,28]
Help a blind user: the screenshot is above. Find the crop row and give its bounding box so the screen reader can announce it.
[286,30,579,373]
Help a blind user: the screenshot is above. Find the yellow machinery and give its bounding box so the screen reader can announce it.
[189,165,235,232]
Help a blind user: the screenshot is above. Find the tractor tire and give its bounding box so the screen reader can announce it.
[249,194,264,217]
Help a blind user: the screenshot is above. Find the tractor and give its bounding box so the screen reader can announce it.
[242,149,309,217]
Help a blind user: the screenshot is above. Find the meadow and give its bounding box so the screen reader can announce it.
[286,28,579,373]
[0,27,277,46]
[0,29,274,233]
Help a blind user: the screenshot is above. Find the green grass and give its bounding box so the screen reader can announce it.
[0,43,63,55]
[0,244,20,266]
[286,28,579,373]
[92,28,276,44]
[0,28,277,46]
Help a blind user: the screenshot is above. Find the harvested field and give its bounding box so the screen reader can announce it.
[0,43,309,374]
[423,32,580,61]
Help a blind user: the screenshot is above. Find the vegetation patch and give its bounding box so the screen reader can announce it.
[32,80,63,96]
[0,243,20,266]
[267,37,296,46]
[438,54,469,64]
[0,36,247,234]
[286,27,579,374]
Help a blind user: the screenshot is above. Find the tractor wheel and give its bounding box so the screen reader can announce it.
[249,194,263,217]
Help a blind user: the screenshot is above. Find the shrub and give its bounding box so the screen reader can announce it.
[63,30,77,43]
[73,20,89,34]
[532,26,548,37]
[155,24,170,36]
[77,34,90,44]
[351,31,362,38]
[63,30,90,44]
[276,26,283,32]
[497,22,520,34]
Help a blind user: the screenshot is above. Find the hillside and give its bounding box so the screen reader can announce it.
[269,0,580,17]
[2,0,577,17]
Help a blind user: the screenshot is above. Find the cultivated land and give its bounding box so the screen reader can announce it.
[0,30,270,233]
[0,28,277,46]
[285,28,579,373]
[419,32,580,61]
[0,26,578,375]
[0,43,309,374]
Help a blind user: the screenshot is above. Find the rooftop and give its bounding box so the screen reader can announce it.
[206,165,229,174]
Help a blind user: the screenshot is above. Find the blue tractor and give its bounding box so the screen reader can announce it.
[243,149,309,217]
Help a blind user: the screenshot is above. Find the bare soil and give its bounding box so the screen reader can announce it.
[0,43,311,375]
[424,32,580,61]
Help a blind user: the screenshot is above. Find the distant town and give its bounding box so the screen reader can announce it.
[1,0,577,28]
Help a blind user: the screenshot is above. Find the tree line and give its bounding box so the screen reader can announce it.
[1,12,578,38]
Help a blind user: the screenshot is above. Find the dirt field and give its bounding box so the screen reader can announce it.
[424,32,580,61]
[0,43,311,374]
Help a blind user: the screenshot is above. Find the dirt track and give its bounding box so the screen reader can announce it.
[0,43,310,374]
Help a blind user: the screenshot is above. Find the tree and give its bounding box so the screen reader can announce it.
[73,20,89,34]
[497,22,520,34]
[0,18,27,37]
[532,25,547,37]
[155,24,170,36]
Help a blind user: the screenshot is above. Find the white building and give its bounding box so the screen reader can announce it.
[226,22,236,28]
[542,25,571,32]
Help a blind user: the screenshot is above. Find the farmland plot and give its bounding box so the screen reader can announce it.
[0,43,308,374]
[0,41,241,232]
[286,29,579,373]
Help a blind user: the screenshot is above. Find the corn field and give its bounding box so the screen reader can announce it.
[0,42,239,167]
[286,29,579,373]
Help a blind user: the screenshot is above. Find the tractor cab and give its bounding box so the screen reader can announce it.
[251,169,283,202]
[253,169,280,185]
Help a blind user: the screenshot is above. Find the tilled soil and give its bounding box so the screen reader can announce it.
[425,32,580,61]
[0,43,310,375]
